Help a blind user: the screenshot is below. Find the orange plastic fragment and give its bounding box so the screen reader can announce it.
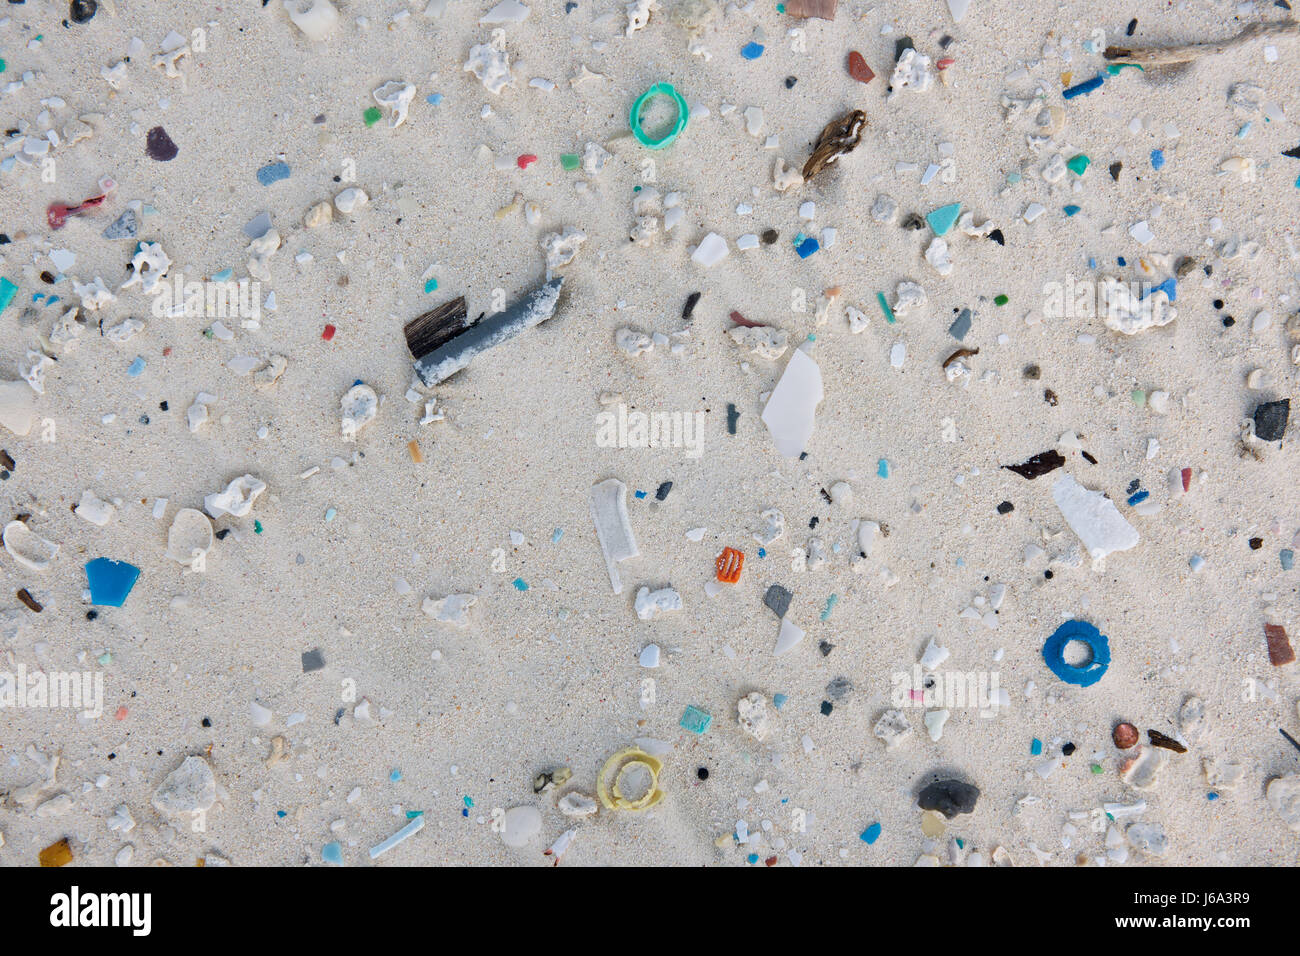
[715,547,744,583]
[39,838,73,867]
[408,439,424,463]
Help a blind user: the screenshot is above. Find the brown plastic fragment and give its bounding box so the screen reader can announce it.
[802,109,866,181]
[1265,623,1295,666]
[1112,722,1139,749]
[847,51,875,84]
[40,838,73,867]
[783,0,837,19]
[407,440,424,463]
[1001,449,1065,480]
[1147,729,1187,754]
[730,310,762,328]
[16,588,42,612]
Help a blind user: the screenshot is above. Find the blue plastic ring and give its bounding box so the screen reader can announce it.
[1042,619,1110,687]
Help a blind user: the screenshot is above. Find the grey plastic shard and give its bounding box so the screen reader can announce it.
[1051,474,1140,560]
[412,277,563,386]
[590,478,639,594]
[761,347,823,458]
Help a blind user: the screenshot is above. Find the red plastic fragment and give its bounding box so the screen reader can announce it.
[1265,624,1296,667]
[730,310,762,328]
[1180,467,1191,493]
[936,57,956,70]
[47,194,107,230]
[517,154,538,170]
[847,50,875,84]
[322,324,336,341]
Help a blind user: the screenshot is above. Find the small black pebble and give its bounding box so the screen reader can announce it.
[86,610,98,620]
[696,767,708,780]
[201,717,212,728]
[654,481,673,501]
[1109,161,1123,181]
[1062,742,1077,756]
[159,400,169,411]
[215,528,231,540]
[785,76,797,88]
[0,472,8,481]
[564,0,577,10]
[1044,569,1054,579]
[69,0,96,23]
[760,228,779,245]
[820,701,833,716]
[40,271,55,284]
[901,213,926,230]
[1213,299,1224,310]
[1044,389,1058,406]
[1081,450,1098,464]
[1023,364,1040,379]
[894,36,914,62]
[987,228,1005,246]
[1250,537,1263,550]
[138,414,150,425]
[0,234,9,244]
[1223,316,1235,327]
[938,34,955,49]
[818,640,835,657]
[996,500,1014,514]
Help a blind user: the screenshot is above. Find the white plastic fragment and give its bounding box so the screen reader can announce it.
[481,0,530,24]
[692,232,730,267]
[334,188,369,214]
[1052,475,1140,560]
[590,478,639,595]
[165,509,214,566]
[761,348,823,458]
[75,491,117,526]
[773,617,805,655]
[283,0,340,41]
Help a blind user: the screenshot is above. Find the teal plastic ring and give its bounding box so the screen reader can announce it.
[630,82,689,150]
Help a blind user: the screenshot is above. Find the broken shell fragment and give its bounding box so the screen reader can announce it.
[165,508,214,566]
[3,521,59,572]
[372,81,416,128]
[204,474,267,519]
[634,585,682,620]
[334,188,369,214]
[464,34,514,95]
[0,381,37,436]
[802,109,866,181]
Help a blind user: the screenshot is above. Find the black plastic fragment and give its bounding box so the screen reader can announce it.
[654,481,673,501]
[1254,399,1289,441]
[917,778,979,818]
[763,584,793,619]
[682,291,701,320]
[1001,449,1065,479]
[726,403,739,434]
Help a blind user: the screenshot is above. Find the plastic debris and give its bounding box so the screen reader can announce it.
[1042,619,1110,687]
[761,348,823,458]
[597,747,664,811]
[590,478,639,594]
[1052,475,1140,560]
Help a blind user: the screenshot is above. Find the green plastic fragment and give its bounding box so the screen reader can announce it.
[0,277,17,316]
[560,153,580,170]
[876,291,896,324]
[1066,154,1090,176]
[926,203,961,236]
[363,106,383,127]
[1131,389,1146,407]
[994,294,1009,306]
[424,278,438,293]
[254,520,263,534]
[1105,62,1144,75]
[1091,764,1104,774]
[680,705,713,735]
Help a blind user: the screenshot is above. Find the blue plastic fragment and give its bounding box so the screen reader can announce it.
[1041,619,1110,687]
[1281,549,1295,571]
[256,161,291,186]
[948,307,972,340]
[1031,737,1043,755]
[680,705,713,735]
[85,558,141,607]
[322,841,344,864]
[1126,490,1149,506]
[212,268,234,282]
[1117,256,1126,266]
[1150,148,1165,171]
[0,276,17,315]
[551,527,563,543]
[512,577,528,591]
[772,693,787,710]
[1063,204,1081,216]
[389,768,402,782]
[634,489,647,499]
[877,458,889,478]
[127,356,146,377]
[860,822,882,844]
[795,235,820,258]
[757,547,766,558]
[1088,257,1097,269]
[740,42,764,59]
[1062,73,1105,99]
[426,92,443,105]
